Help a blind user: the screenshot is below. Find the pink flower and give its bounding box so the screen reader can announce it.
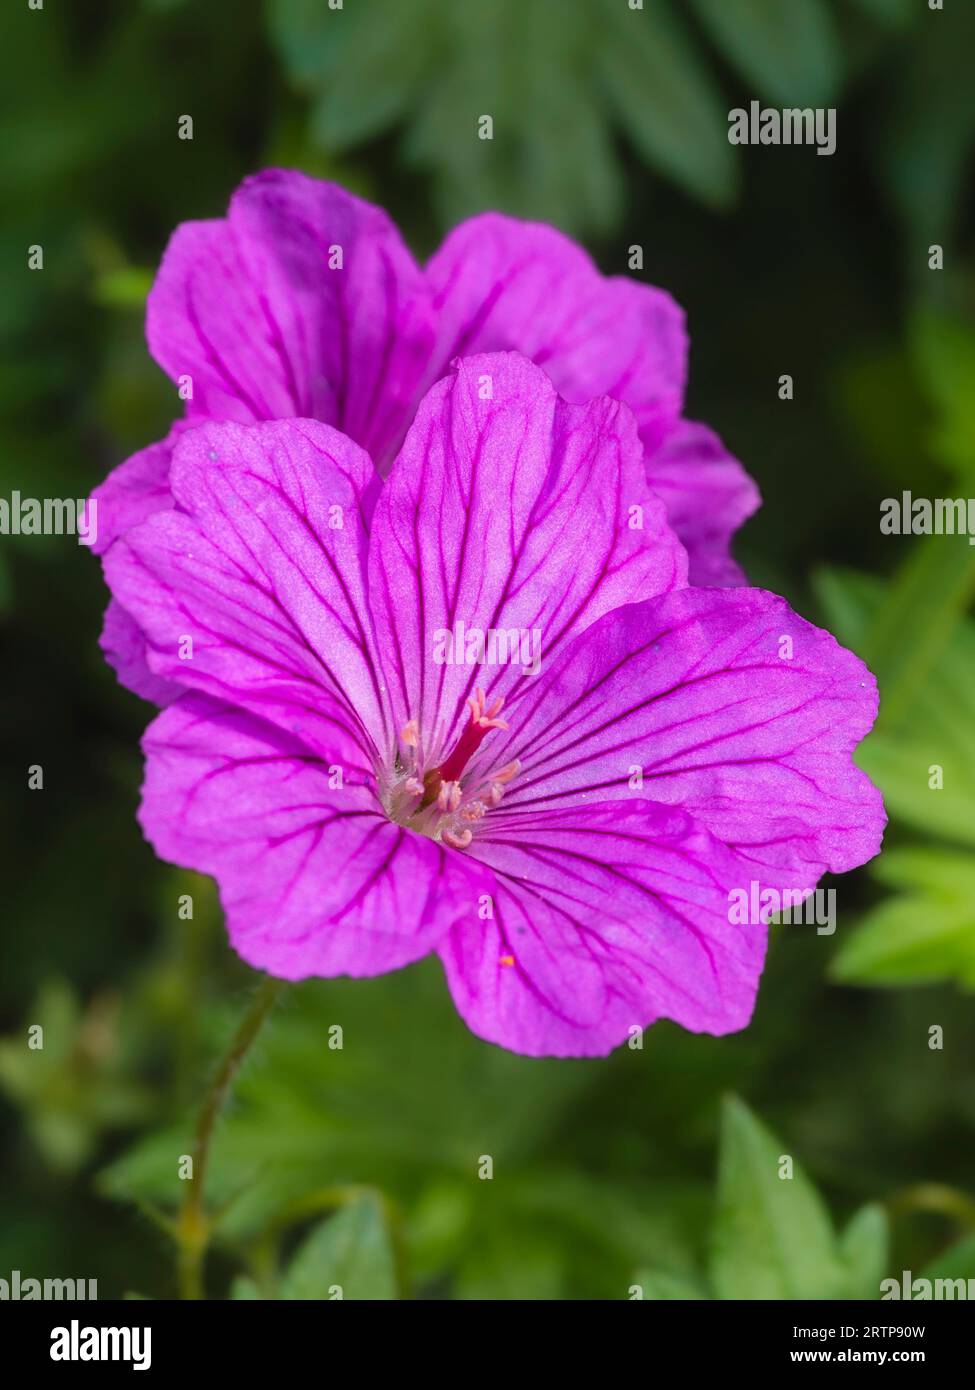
[102,354,883,1056]
[92,168,759,699]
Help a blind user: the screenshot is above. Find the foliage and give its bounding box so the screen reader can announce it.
[815,311,975,992]
[269,0,975,242]
[638,1098,889,1301]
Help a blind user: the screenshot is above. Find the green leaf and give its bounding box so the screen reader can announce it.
[823,867,973,989]
[408,0,623,234]
[911,308,975,481]
[848,0,916,29]
[871,846,975,898]
[230,1276,261,1300]
[812,567,877,653]
[268,0,353,89]
[278,1195,397,1300]
[297,0,436,151]
[880,3,975,248]
[596,0,736,209]
[632,1268,707,1300]
[831,342,927,491]
[813,567,975,805]
[690,0,841,107]
[920,1233,975,1284]
[709,1097,845,1299]
[98,964,595,1241]
[0,981,149,1174]
[839,1204,889,1300]
[92,267,154,312]
[455,1229,566,1300]
[860,539,975,730]
[273,0,739,229]
[859,738,975,849]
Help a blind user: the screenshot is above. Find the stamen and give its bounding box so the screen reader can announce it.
[443,828,473,850]
[388,705,521,852]
[437,780,462,813]
[486,759,520,785]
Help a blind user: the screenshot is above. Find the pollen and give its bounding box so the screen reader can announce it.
[385,691,519,850]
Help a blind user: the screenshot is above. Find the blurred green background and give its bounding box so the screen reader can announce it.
[2,0,975,1300]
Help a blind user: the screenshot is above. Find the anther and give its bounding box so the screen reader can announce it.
[443,828,473,850]
[437,780,462,813]
[486,759,520,785]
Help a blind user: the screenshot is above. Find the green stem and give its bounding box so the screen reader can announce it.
[177,975,286,1299]
[887,1183,975,1232]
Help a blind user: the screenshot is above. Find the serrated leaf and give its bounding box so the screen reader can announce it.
[302,0,437,151]
[268,0,350,89]
[596,0,736,208]
[860,539,975,729]
[814,566,975,777]
[274,0,738,228]
[690,0,841,107]
[279,1195,397,1300]
[831,887,975,989]
[840,1204,889,1300]
[709,1097,845,1300]
[98,965,595,1240]
[406,0,622,234]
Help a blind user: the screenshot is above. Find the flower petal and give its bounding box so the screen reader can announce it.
[91,427,187,704]
[141,694,489,978]
[89,426,184,557]
[147,168,434,466]
[645,419,761,587]
[425,213,687,452]
[368,352,687,762]
[103,418,390,760]
[492,587,885,888]
[99,598,181,705]
[439,799,767,1057]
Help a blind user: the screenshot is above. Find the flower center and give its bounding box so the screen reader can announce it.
[384,688,519,849]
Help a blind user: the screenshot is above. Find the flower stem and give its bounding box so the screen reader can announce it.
[177,975,286,1299]
[887,1182,975,1232]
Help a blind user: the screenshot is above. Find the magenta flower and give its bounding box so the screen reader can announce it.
[101,354,883,1056]
[92,168,759,700]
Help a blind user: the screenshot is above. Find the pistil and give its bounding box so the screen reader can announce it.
[389,691,519,849]
[437,688,508,784]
